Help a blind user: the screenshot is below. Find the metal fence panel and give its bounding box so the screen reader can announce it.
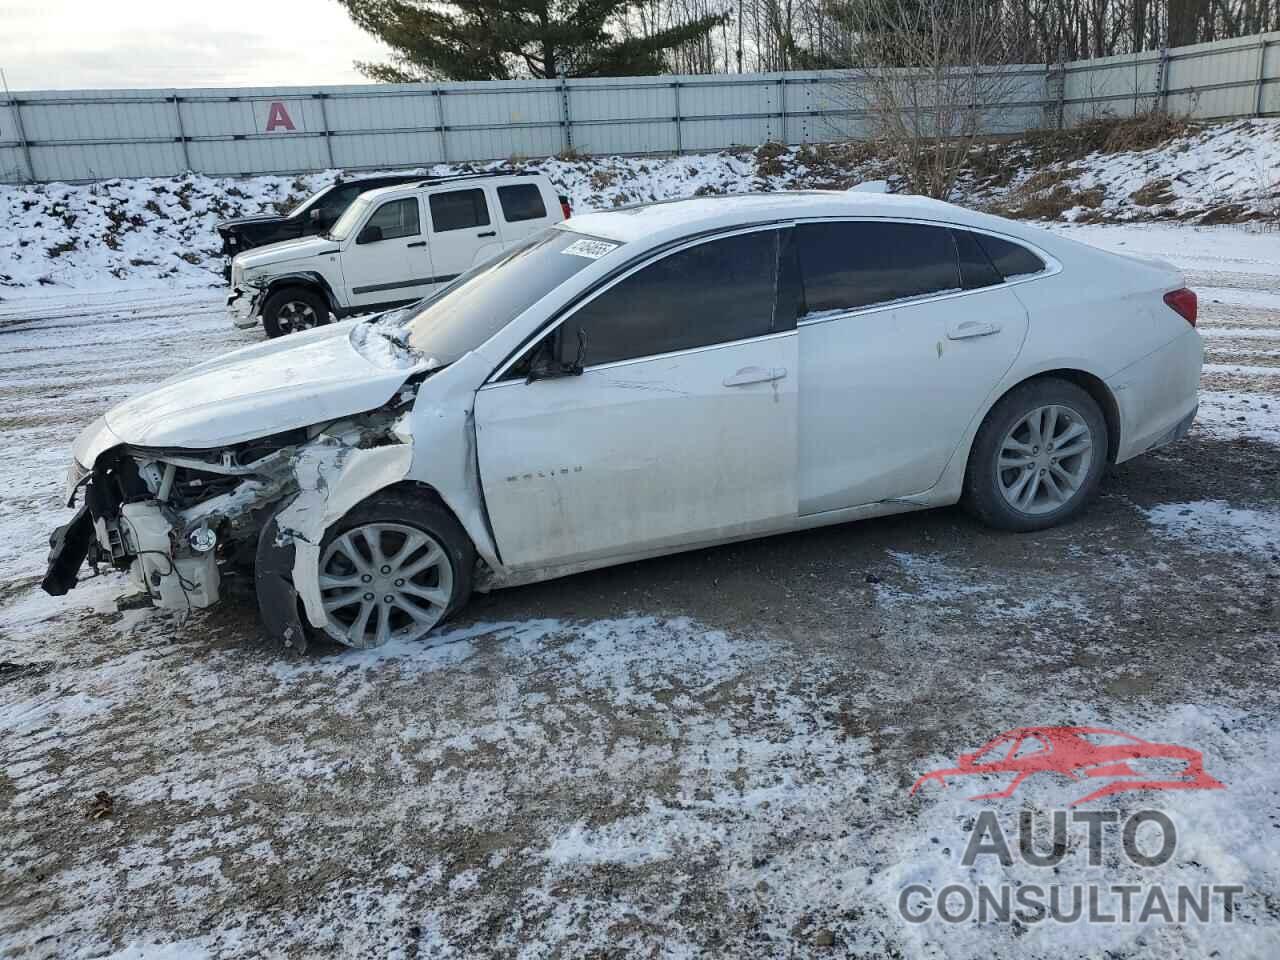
[0,32,1275,184]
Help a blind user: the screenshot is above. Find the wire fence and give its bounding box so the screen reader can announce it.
[1,31,1276,184]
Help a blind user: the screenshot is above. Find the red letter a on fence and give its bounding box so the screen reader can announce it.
[265,102,296,132]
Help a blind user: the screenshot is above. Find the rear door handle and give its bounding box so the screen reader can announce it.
[724,366,787,387]
[406,240,426,248]
[948,320,1001,340]
[477,230,497,238]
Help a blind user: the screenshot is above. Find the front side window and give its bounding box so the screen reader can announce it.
[328,195,372,240]
[430,188,491,232]
[797,221,960,315]
[498,183,548,223]
[311,183,363,223]
[557,230,781,368]
[360,198,420,243]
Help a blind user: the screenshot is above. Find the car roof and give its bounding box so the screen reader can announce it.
[354,171,540,205]
[562,191,1027,246]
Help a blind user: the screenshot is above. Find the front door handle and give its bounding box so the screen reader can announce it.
[406,240,426,248]
[948,320,1001,340]
[724,366,787,387]
[477,230,497,238]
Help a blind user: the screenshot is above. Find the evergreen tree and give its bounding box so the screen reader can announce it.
[337,0,728,81]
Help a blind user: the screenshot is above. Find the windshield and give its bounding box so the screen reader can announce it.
[286,184,330,219]
[392,228,620,363]
[328,195,374,241]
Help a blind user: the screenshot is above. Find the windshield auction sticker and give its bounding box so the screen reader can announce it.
[561,238,618,260]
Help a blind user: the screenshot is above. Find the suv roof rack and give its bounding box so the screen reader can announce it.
[413,169,536,188]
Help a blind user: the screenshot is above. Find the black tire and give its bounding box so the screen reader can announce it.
[315,489,475,647]
[962,377,1109,532]
[261,286,329,338]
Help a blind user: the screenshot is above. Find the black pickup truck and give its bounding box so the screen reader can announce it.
[215,173,426,278]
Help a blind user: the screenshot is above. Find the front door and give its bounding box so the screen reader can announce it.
[341,195,436,309]
[474,228,799,571]
[795,220,1030,514]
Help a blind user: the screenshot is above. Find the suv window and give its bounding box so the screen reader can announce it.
[361,198,420,243]
[797,221,959,315]
[311,183,363,223]
[558,230,781,368]
[430,188,491,232]
[975,234,1046,279]
[498,183,547,223]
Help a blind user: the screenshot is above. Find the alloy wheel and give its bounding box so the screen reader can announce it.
[318,522,453,648]
[276,300,319,334]
[995,404,1094,516]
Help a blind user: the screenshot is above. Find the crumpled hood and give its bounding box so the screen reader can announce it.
[233,234,338,273]
[101,320,426,450]
[217,214,288,233]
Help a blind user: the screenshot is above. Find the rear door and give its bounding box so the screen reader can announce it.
[796,220,1029,513]
[340,195,436,309]
[425,186,504,285]
[474,227,799,571]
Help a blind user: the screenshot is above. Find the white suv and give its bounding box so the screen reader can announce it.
[227,172,568,337]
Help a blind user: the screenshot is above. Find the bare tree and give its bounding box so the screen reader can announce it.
[829,0,1033,199]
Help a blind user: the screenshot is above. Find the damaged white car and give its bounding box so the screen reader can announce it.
[42,193,1202,649]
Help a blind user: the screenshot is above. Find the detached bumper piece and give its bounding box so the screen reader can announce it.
[42,506,93,596]
[226,286,262,330]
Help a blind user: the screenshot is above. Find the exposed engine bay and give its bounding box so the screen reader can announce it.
[43,383,422,649]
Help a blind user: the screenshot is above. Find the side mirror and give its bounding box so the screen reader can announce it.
[525,329,587,383]
[357,224,384,245]
[308,208,322,223]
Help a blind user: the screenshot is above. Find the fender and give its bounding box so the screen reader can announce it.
[262,271,343,315]
[273,439,414,631]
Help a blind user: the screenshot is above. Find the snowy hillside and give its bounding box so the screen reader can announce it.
[0,116,1276,291]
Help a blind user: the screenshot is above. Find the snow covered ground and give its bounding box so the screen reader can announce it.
[1,216,1278,957]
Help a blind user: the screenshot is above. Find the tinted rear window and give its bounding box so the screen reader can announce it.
[430,189,491,232]
[975,234,1046,279]
[498,183,548,222]
[797,221,959,314]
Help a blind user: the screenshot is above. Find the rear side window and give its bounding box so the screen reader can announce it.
[361,198,420,242]
[796,221,959,314]
[952,229,1003,289]
[430,189,491,232]
[498,184,548,223]
[558,230,781,368]
[975,234,1046,279]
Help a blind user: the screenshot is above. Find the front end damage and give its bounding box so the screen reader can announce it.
[43,388,420,651]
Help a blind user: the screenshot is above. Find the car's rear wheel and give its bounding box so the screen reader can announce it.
[315,491,474,648]
[262,286,329,338]
[963,378,1108,532]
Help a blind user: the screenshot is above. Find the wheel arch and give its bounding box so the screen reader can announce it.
[263,271,341,314]
[974,368,1121,468]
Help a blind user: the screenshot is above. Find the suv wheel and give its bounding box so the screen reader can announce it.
[262,286,329,338]
[963,378,1109,532]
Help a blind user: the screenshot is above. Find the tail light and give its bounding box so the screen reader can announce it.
[1163,288,1197,327]
[558,195,572,220]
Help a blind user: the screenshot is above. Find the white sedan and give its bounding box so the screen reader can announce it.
[43,193,1202,649]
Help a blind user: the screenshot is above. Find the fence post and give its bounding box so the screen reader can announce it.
[1256,37,1269,117]
[778,75,787,143]
[1048,47,1066,129]
[559,82,573,154]
[315,93,336,170]
[434,88,449,163]
[673,80,682,155]
[1156,44,1170,113]
[170,94,192,172]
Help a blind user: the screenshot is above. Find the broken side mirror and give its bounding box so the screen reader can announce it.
[357,224,384,245]
[525,329,587,383]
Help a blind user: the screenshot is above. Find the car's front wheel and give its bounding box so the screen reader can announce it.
[963,378,1109,532]
[315,491,475,648]
[261,286,329,338]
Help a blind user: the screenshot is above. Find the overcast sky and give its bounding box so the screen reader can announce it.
[3,0,393,90]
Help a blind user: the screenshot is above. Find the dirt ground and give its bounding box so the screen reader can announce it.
[1,224,1278,959]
